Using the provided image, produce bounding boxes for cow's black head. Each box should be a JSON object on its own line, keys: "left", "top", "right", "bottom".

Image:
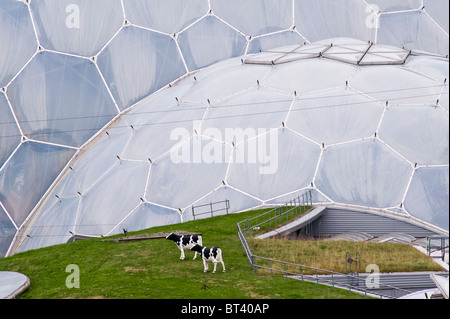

{"left": 166, "top": 232, "right": 177, "bottom": 241}
{"left": 190, "top": 244, "right": 203, "bottom": 253}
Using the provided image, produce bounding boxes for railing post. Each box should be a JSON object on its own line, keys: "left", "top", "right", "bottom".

{"left": 247, "top": 219, "right": 251, "bottom": 237}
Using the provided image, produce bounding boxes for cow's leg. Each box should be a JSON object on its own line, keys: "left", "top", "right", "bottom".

{"left": 203, "top": 259, "right": 208, "bottom": 272}
{"left": 213, "top": 261, "right": 217, "bottom": 273}
{"left": 193, "top": 250, "right": 197, "bottom": 260}
{"left": 179, "top": 244, "right": 185, "bottom": 260}
{"left": 221, "top": 260, "right": 226, "bottom": 272}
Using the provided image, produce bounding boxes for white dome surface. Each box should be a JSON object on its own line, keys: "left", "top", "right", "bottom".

{"left": 13, "top": 38, "right": 449, "bottom": 254}
{"left": 0, "top": 0, "right": 448, "bottom": 257}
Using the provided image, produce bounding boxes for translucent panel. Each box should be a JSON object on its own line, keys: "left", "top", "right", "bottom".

{"left": 379, "top": 106, "right": 449, "bottom": 165}
{"left": 181, "top": 58, "right": 269, "bottom": 104}
{"left": 294, "top": 0, "right": 374, "bottom": 43}
{"left": 0, "top": 141, "right": 75, "bottom": 226}
{"left": 0, "top": 93, "right": 20, "bottom": 168}
{"left": 378, "top": 11, "right": 449, "bottom": 56}
{"left": 211, "top": 0, "right": 292, "bottom": 36}
{"left": 98, "top": 26, "right": 186, "bottom": 110}
{"left": 76, "top": 161, "right": 149, "bottom": 236}
{"left": 123, "top": 0, "right": 208, "bottom": 34}
{"left": 202, "top": 87, "right": 291, "bottom": 144}
{"left": 288, "top": 87, "right": 384, "bottom": 145}
{"left": 423, "top": 0, "right": 449, "bottom": 33}
{"left": 57, "top": 126, "right": 132, "bottom": 197}
{"left": 368, "top": 0, "right": 421, "bottom": 12}
{"left": 0, "top": 1, "right": 36, "bottom": 87}
{"left": 404, "top": 166, "right": 449, "bottom": 231}
{"left": 406, "top": 55, "right": 449, "bottom": 82}
{"left": 247, "top": 31, "right": 307, "bottom": 54}
{"left": 185, "top": 186, "right": 262, "bottom": 221}
{"left": 0, "top": 204, "right": 15, "bottom": 258}
{"left": 18, "top": 196, "right": 80, "bottom": 253}
{"left": 315, "top": 139, "right": 411, "bottom": 208}
{"left": 178, "top": 15, "right": 247, "bottom": 71}
{"left": 117, "top": 203, "right": 181, "bottom": 232}
{"left": 122, "top": 102, "right": 206, "bottom": 161}
{"left": 227, "top": 129, "right": 320, "bottom": 200}
{"left": 350, "top": 65, "right": 443, "bottom": 106}
{"left": 146, "top": 136, "right": 230, "bottom": 209}
{"left": 30, "top": 0, "right": 123, "bottom": 57}
{"left": 264, "top": 57, "right": 355, "bottom": 94}
{"left": 8, "top": 52, "right": 117, "bottom": 147}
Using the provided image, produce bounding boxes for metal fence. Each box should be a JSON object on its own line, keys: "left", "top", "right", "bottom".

{"left": 191, "top": 199, "right": 230, "bottom": 220}
{"left": 242, "top": 190, "right": 313, "bottom": 237}
{"left": 236, "top": 192, "right": 415, "bottom": 299}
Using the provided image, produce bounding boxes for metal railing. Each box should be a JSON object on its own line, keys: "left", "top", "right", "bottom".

{"left": 191, "top": 199, "right": 230, "bottom": 220}
{"left": 236, "top": 192, "right": 415, "bottom": 299}
{"left": 242, "top": 190, "right": 313, "bottom": 237}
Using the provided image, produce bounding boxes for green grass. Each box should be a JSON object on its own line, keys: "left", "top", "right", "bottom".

{"left": 0, "top": 209, "right": 368, "bottom": 299}
{"left": 249, "top": 238, "right": 443, "bottom": 275}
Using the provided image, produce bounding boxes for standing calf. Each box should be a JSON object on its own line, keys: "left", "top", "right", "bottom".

{"left": 190, "top": 244, "right": 225, "bottom": 273}
{"left": 166, "top": 233, "right": 202, "bottom": 260}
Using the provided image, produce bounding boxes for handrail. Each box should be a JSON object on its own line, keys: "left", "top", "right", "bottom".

{"left": 236, "top": 192, "right": 416, "bottom": 299}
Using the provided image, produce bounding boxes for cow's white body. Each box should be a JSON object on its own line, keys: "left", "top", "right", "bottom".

{"left": 166, "top": 233, "right": 202, "bottom": 260}
{"left": 191, "top": 245, "right": 225, "bottom": 273}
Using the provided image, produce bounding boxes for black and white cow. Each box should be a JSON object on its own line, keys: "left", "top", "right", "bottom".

{"left": 166, "top": 233, "right": 203, "bottom": 260}
{"left": 190, "top": 244, "right": 225, "bottom": 273}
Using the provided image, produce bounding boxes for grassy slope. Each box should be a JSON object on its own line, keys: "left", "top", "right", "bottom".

{"left": 0, "top": 209, "right": 367, "bottom": 299}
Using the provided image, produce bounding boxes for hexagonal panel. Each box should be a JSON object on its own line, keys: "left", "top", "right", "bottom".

{"left": 423, "top": 0, "right": 449, "bottom": 33}
{"left": 123, "top": 0, "right": 208, "bottom": 34}
{"left": 288, "top": 87, "right": 384, "bottom": 145}
{"left": 227, "top": 128, "right": 320, "bottom": 200}
{"left": 8, "top": 52, "right": 117, "bottom": 147}
{"left": 57, "top": 125, "right": 132, "bottom": 197}
{"left": 146, "top": 136, "right": 231, "bottom": 209}
{"left": 404, "top": 166, "right": 449, "bottom": 230}
{"left": 211, "top": 0, "right": 292, "bottom": 36}
{"left": 378, "top": 10, "right": 449, "bottom": 56}
{"left": 0, "top": 141, "right": 75, "bottom": 227}
{"left": 178, "top": 15, "right": 247, "bottom": 71}
{"left": 30, "top": 0, "right": 123, "bottom": 57}
{"left": 122, "top": 101, "right": 207, "bottom": 162}
{"left": 76, "top": 160, "right": 149, "bottom": 236}
{"left": 294, "top": 0, "right": 374, "bottom": 43}
{"left": 0, "top": 93, "right": 21, "bottom": 169}
{"left": 18, "top": 196, "right": 80, "bottom": 253}
{"left": 351, "top": 64, "right": 443, "bottom": 106}
{"left": 202, "top": 87, "right": 292, "bottom": 144}
{"left": 315, "top": 139, "right": 412, "bottom": 208}
{"left": 98, "top": 26, "right": 186, "bottom": 110}
{"left": 0, "top": 0, "right": 36, "bottom": 87}
{"left": 379, "top": 106, "right": 449, "bottom": 165}
{"left": 118, "top": 203, "right": 181, "bottom": 232}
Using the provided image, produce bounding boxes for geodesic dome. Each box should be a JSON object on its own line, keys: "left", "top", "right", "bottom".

{"left": 0, "top": 0, "right": 448, "bottom": 257}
